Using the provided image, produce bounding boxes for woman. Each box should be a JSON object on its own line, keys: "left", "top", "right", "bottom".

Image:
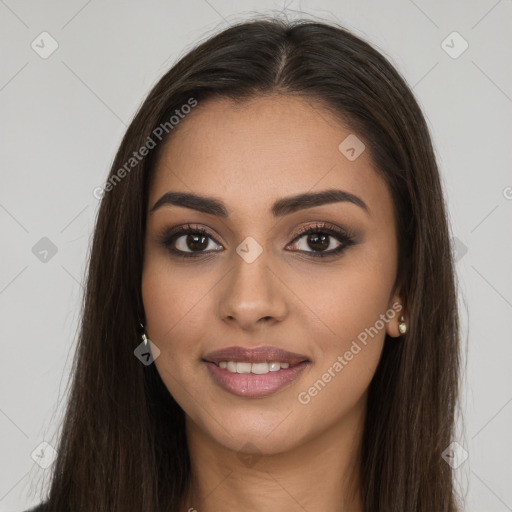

{"left": 27, "top": 15, "right": 462, "bottom": 512}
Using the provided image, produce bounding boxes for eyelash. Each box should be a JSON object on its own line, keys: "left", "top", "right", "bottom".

{"left": 157, "top": 222, "right": 356, "bottom": 260}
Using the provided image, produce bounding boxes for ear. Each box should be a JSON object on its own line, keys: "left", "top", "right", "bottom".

{"left": 386, "top": 290, "right": 406, "bottom": 338}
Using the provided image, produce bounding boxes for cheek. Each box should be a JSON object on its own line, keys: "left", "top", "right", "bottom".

{"left": 289, "top": 250, "right": 394, "bottom": 409}
{"left": 141, "top": 257, "right": 217, "bottom": 404}
{"left": 291, "top": 249, "right": 395, "bottom": 351}
{"left": 291, "top": 297, "right": 386, "bottom": 435}
{"left": 141, "top": 254, "right": 212, "bottom": 348}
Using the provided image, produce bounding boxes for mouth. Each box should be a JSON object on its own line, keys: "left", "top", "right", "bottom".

{"left": 202, "top": 345, "right": 311, "bottom": 397}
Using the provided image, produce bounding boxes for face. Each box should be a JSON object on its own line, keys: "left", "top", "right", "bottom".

{"left": 142, "top": 94, "right": 403, "bottom": 456}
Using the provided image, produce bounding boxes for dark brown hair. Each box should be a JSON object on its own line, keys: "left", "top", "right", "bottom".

{"left": 35, "top": 15, "right": 462, "bottom": 511}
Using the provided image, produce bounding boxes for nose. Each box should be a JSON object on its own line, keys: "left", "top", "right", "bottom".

{"left": 217, "top": 249, "right": 288, "bottom": 330}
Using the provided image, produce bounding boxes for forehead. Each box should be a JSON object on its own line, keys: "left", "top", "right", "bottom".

{"left": 149, "top": 94, "right": 392, "bottom": 222}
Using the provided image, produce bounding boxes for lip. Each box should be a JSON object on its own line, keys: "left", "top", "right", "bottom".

{"left": 202, "top": 345, "right": 311, "bottom": 398}
{"left": 204, "top": 361, "right": 310, "bottom": 397}
{"left": 203, "top": 345, "right": 310, "bottom": 366}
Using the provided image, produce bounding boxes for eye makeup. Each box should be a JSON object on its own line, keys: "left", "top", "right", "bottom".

{"left": 155, "top": 221, "right": 358, "bottom": 260}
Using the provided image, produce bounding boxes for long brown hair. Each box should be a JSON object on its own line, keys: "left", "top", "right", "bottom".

{"left": 36, "top": 15, "right": 462, "bottom": 511}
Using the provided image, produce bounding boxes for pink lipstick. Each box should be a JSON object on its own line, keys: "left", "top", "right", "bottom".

{"left": 203, "top": 345, "right": 310, "bottom": 398}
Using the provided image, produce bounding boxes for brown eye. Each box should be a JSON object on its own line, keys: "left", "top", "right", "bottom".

{"left": 178, "top": 233, "right": 210, "bottom": 252}
{"left": 298, "top": 232, "right": 337, "bottom": 252}
{"left": 287, "top": 222, "right": 356, "bottom": 258}
{"left": 158, "top": 224, "right": 223, "bottom": 258}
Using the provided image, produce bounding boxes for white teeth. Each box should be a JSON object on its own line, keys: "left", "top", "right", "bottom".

{"left": 236, "top": 362, "right": 252, "bottom": 374}
{"left": 218, "top": 361, "right": 292, "bottom": 374}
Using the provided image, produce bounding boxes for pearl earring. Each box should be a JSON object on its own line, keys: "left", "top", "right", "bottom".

{"left": 398, "top": 315, "right": 407, "bottom": 335}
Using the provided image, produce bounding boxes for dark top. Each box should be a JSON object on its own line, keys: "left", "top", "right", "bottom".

{"left": 24, "top": 503, "right": 46, "bottom": 512}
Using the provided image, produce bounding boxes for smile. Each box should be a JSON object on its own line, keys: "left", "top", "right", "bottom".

{"left": 204, "top": 360, "right": 310, "bottom": 397}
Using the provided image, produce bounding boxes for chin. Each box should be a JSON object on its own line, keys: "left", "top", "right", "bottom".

{"left": 188, "top": 412, "right": 303, "bottom": 455}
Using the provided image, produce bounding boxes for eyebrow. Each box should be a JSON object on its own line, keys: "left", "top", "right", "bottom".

{"left": 149, "top": 189, "right": 369, "bottom": 217}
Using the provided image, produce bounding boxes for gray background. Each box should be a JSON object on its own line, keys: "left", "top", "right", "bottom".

{"left": 1, "top": 1, "right": 511, "bottom": 511}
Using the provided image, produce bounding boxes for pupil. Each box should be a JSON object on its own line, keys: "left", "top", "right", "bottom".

{"left": 187, "top": 234, "right": 208, "bottom": 251}
{"left": 308, "top": 233, "right": 328, "bottom": 251}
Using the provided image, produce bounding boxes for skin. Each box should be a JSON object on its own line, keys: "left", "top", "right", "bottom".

{"left": 142, "top": 94, "right": 404, "bottom": 512}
